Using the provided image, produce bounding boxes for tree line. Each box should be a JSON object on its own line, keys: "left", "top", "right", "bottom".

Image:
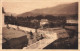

{"left": 4, "top": 15, "right": 67, "bottom": 29}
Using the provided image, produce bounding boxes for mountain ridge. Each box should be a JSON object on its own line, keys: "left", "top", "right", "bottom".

{"left": 18, "top": 2, "right": 78, "bottom": 17}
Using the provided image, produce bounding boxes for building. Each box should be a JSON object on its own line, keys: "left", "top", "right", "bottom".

{"left": 66, "top": 19, "right": 78, "bottom": 24}
{"left": 40, "top": 19, "right": 49, "bottom": 28}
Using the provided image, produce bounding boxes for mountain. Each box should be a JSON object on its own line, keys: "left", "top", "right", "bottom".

{"left": 18, "top": 2, "right": 78, "bottom": 17}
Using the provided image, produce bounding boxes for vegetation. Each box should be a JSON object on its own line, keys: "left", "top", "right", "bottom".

{"left": 4, "top": 15, "right": 67, "bottom": 29}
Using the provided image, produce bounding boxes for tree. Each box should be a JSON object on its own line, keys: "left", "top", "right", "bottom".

{"left": 36, "top": 15, "right": 44, "bottom": 20}
{"left": 45, "top": 15, "right": 54, "bottom": 21}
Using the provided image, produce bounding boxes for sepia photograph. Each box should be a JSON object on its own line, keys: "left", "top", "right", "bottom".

{"left": 2, "top": 1, "right": 78, "bottom": 49}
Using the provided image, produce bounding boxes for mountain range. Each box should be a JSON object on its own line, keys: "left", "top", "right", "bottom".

{"left": 17, "top": 2, "right": 78, "bottom": 17}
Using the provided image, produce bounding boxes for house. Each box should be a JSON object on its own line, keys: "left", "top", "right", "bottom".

{"left": 40, "top": 19, "right": 49, "bottom": 28}
{"left": 66, "top": 16, "right": 78, "bottom": 24}
{"left": 66, "top": 19, "right": 78, "bottom": 24}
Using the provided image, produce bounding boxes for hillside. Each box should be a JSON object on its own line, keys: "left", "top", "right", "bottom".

{"left": 18, "top": 2, "right": 78, "bottom": 17}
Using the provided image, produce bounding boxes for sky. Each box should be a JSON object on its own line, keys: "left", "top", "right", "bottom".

{"left": 2, "top": 0, "right": 78, "bottom": 14}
